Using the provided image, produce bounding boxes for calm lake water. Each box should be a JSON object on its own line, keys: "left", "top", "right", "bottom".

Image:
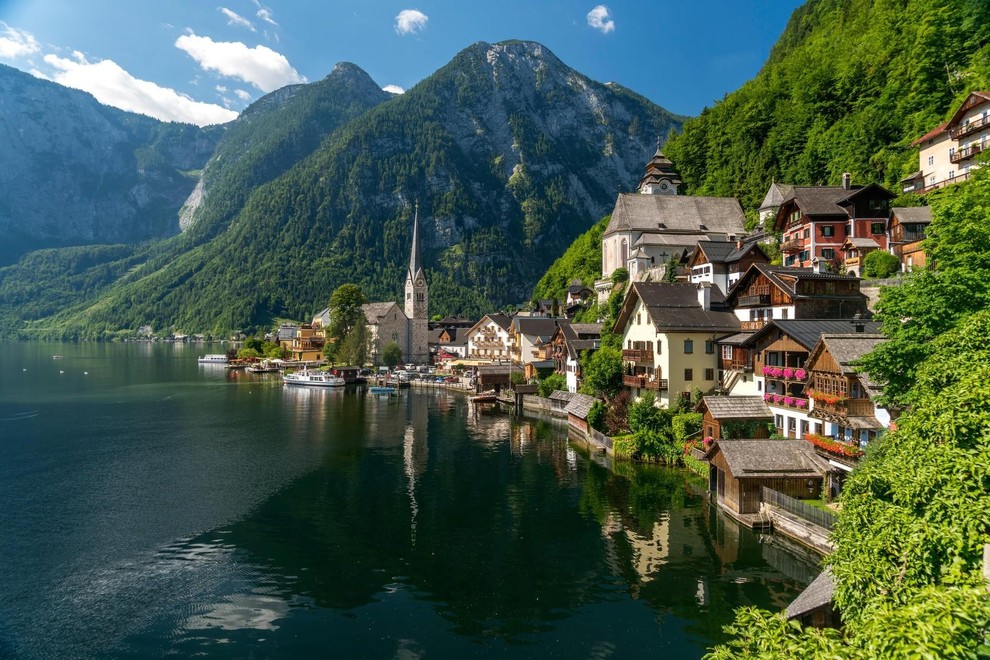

{"left": 0, "top": 342, "right": 817, "bottom": 658}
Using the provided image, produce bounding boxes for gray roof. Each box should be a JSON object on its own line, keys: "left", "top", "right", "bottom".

{"left": 786, "top": 569, "right": 836, "bottom": 619}
{"left": 819, "top": 334, "right": 887, "bottom": 374}
{"left": 549, "top": 390, "right": 575, "bottom": 403}
{"left": 526, "top": 359, "right": 555, "bottom": 369}
{"left": 701, "top": 396, "right": 773, "bottom": 421}
{"left": 628, "top": 282, "right": 740, "bottom": 332}
{"left": 565, "top": 393, "right": 599, "bottom": 419}
{"left": 569, "top": 323, "right": 602, "bottom": 337}
{"left": 604, "top": 193, "right": 746, "bottom": 238}
{"left": 694, "top": 240, "right": 768, "bottom": 266}
{"left": 707, "top": 440, "right": 829, "bottom": 478}
{"left": 480, "top": 313, "right": 512, "bottom": 331}
{"left": 843, "top": 237, "right": 882, "bottom": 250}
{"left": 743, "top": 320, "right": 882, "bottom": 351}
{"left": 891, "top": 206, "right": 932, "bottom": 224}
{"left": 759, "top": 182, "right": 794, "bottom": 211}
{"left": 718, "top": 331, "right": 756, "bottom": 346}
{"left": 726, "top": 264, "right": 867, "bottom": 307}
{"left": 362, "top": 301, "right": 402, "bottom": 323}
{"left": 512, "top": 316, "right": 562, "bottom": 337}
{"left": 783, "top": 186, "right": 858, "bottom": 217}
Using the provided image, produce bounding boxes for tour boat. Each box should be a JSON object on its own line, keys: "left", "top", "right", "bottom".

{"left": 198, "top": 354, "right": 229, "bottom": 364}
{"left": 282, "top": 369, "right": 345, "bottom": 387}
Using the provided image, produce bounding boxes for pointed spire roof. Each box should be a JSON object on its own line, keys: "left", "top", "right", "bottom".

{"left": 637, "top": 146, "right": 682, "bottom": 191}
{"left": 408, "top": 203, "right": 424, "bottom": 280}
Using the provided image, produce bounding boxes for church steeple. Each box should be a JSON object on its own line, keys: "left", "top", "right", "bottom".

{"left": 637, "top": 141, "right": 682, "bottom": 195}
{"left": 404, "top": 203, "right": 428, "bottom": 326}
{"left": 408, "top": 202, "right": 423, "bottom": 281}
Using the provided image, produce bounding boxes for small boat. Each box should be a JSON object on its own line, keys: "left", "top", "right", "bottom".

{"left": 283, "top": 369, "right": 345, "bottom": 387}
{"left": 247, "top": 360, "right": 281, "bottom": 373}
{"left": 471, "top": 391, "right": 498, "bottom": 403}
{"left": 52, "top": 355, "right": 65, "bottom": 360}
{"left": 369, "top": 386, "right": 397, "bottom": 395}
{"left": 198, "top": 354, "right": 229, "bottom": 364}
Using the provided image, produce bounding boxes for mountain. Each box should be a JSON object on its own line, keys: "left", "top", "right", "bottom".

{"left": 1, "top": 40, "right": 683, "bottom": 338}
{"left": 663, "top": 0, "right": 990, "bottom": 213}
{"left": 0, "top": 64, "right": 221, "bottom": 265}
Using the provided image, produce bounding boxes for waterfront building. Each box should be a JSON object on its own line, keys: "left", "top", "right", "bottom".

{"left": 697, "top": 396, "right": 773, "bottom": 441}
{"left": 466, "top": 313, "right": 513, "bottom": 361}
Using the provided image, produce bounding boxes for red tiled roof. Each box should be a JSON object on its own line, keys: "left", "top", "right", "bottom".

{"left": 910, "top": 122, "right": 948, "bottom": 147}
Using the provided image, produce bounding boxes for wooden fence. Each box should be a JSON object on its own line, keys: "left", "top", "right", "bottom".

{"left": 762, "top": 487, "right": 836, "bottom": 531}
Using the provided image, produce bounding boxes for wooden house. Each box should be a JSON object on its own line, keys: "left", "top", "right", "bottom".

{"left": 786, "top": 569, "right": 839, "bottom": 629}
{"left": 687, "top": 239, "right": 770, "bottom": 296}
{"left": 564, "top": 393, "right": 598, "bottom": 434}
{"left": 697, "top": 396, "right": 773, "bottom": 440}
{"left": 888, "top": 206, "right": 932, "bottom": 272}
{"left": 704, "top": 440, "right": 828, "bottom": 518}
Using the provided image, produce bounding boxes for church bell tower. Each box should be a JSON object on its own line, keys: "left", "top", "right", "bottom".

{"left": 405, "top": 204, "right": 429, "bottom": 362}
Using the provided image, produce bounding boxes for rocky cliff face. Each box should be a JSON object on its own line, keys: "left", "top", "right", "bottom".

{"left": 0, "top": 65, "right": 220, "bottom": 264}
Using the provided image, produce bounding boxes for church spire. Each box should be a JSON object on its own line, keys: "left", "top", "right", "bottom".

{"left": 408, "top": 202, "right": 422, "bottom": 280}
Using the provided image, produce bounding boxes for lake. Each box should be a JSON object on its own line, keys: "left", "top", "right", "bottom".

{"left": 0, "top": 342, "right": 817, "bottom": 658}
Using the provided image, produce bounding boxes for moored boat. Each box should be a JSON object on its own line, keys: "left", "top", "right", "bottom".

{"left": 283, "top": 369, "right": 345, "bottom": 387}
{"left": 198, "top": 354, "right": 229, "bottom": 364}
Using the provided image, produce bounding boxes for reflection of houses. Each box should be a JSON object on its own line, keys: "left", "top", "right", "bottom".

{"left": 687, "top": 240, "right": 770, "bottom": 296}
{"left": 725, "top": 264, "right": 870, "bottom": 332}
{"left": 697, "top": 396, "right": 773, "bottom": 441}
{"left": 903, "top": 91, "right": 990, "bottom": 194}
{"left": 466, "top": 313, "right": 513, "bottom": 361}
{"left": 806, "top": 331, "right": 890, "bottom": 450}
{"left": 887, "top": 206, "right": 932, "bottom": 272}
{"left": 598, "top": 149, "right": 747, "bottom": 293}
{"left": 615, "top": 282, "right": 739, "bottom": 408}
{"left": 705, "top": 440, "right": 828, "bottom": 519}
{"left": 773, "top": 178, "right": 894, "bottom": 270}
{"left": 547, "top": 322, "right": 602, "bottom": 393}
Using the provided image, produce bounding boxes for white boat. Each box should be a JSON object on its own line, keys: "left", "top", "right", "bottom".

{"left": 198, "top": 354, "right": 229, "bottom": 364}
{"left": 283, "top": 369, "right": 345, "bottom": 387}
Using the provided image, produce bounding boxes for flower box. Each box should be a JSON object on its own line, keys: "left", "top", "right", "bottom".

{"left": 795, "top": 398, "right": 808, "bottom": 408}
{"left": 783, "top": 368, "right": 794, "bottom": 379}
{"left": 764, "top": 393, "right": 773, "bottom": 402}
{"left": 795, "top": 369, "right": 807, "bottom": 381}
{"left": 783, "top": 396, "right": 795, "bottom": 406}
{"left": 805, "top": 433, "right": 863, "bottom": 458}
{"left": 772, "top": 394, "right": 784, "bottom": 404}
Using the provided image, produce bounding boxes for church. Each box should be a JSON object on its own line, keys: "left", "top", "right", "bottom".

{"left": 360, "top": 207, "right": 430, "bottom": 364}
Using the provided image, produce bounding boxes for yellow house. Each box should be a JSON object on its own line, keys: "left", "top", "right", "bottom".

{"left": 288, "top": 324, "right": 325, "bottom": 362}
{"left": 614, "top": 282, "right": 740, "bottom": 408}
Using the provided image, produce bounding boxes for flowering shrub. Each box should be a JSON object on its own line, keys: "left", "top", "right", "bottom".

{"left": 805, "top": 432, "right": 863, "bottom": 457}
{"left": 794, "top": 369, "right": 807, "bottom": 381}
{"left": 783, "top": 367, "right": 795, "bottom": 379}
{"left": 764, "top": 393, "right": 773, "bottom": 402}
{"left": 783, "top": 396, "right": 795, "bottom": 406}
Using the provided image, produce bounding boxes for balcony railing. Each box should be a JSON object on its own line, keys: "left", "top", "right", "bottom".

{"left": 730, "top": 360, "right": 753, "bottom": 372}
{"left": 949, "top": 115, "right": 990, "bottom": 139}
{"left": 738, "top": 294, "right": 771, "bottom": 307}
{"left": 622, "top": 349, "right": 654, "bottom": 363}
{"left": 764, "top": 394, "right": 809, "bottom": 411}
{"left": 812, "top": 397, "right": 876, "bottom": 417}
{"left": 740, "top": 320, "right": 767, "bottom": 331}
{"left": 950, "top": 142, "right": 984, "bottom": 164}
{"left": 781, "top": 239, "right": 804, "bottom": 253}
{"left": 913, "top": 171, "right": 971, "bottom": 194}
{"left": 761, "top": 366, "right": 808, "bottom": 382}
{"left": 623, "top": 375, "right": 668, "bottom": 390}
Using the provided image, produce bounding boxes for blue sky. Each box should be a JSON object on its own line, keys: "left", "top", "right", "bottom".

{"left": 0, "top": 1, "right": 804, "bottom": 126}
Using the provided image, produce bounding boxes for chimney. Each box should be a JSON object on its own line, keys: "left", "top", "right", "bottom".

{"left": 736, "top": 238, "right": 744, "bottom": 250}
{"left": 697, "top": 282, "right": 712, "bottom": 311}
{"left": 812, "top": 257, "right": 826, "bottom": 274}
{"left": 842, "top": 172, "right": 852, "bottom": 190}
{"left": 852, "top": 311, "right": 865, "bottom": 333}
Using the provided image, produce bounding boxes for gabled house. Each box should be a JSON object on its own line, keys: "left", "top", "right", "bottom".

{"left": 904, "top": 91, "right": 990, "bottom": 194}
{"left": 773, "top": 178, "right": 895, "bottom": 270}
{"left": 599, "top": 150, "right": 747, "bottom": 289}
{"left": 511, "top": 316, "right": 564, "bottom": 365}
{"left": 724, "top": 264, "right": 870, "bottom": 332}
{"left": 614, "top": 282, "right": 739, "bottom": 408}
{"left": 566, "top": 280, "right": 595, "bottom": 306}
{"left": 466, "top": 313, "right": 513, "bottom": 362}
{"left": 697, "top": 396, "right": 773, "bottom": 441}
{"left": 362, "top": 302, "right": 409, "bottom": 365}
{"left": 687, "top": 239, "right": 770, "bottom": 295}
{"left": 547, "top": 322, "right": 602, "bottom": 393}
{"left": 805, "top": 331, "right": 890, "bottom": 451}
{"left": 430, "top": 326, "right": 468, "bottom": 362}
{"left": 288, "top": 324, "right": 325, "bottom": 362}
{"left": 888, "top": 206, "right": 932, "bottom": 272}
{"left": 839, "top": 237, "right": 883, "bottom": 277}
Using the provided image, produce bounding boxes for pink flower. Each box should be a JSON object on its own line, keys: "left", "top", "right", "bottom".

{"left": 764, "top": 393, "right": 773, "bottom": 402}
{"left": 762, "top": 366, "right": 773, "bottom": 376}
{"left": 773, "top": 394, "right": 784, "bottom": 404}
{"left": 783, "top": 368, "right": 795, "bottom": 379}
{"left": 784, "top": 396, "right": 795, "bottom": 406}
{"left": 795, "top": 369, "right": 807, "bottom": 380}
{"left": 796, "top": 398, "right": 808, "bottom": 408}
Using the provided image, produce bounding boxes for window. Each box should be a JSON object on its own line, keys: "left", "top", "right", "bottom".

{"left": 949, "top": 170, "right": 955, "bottom": 179}
{"left": 822, "top": 248, "right": 835, "bottom": 260}
{"left": 803, "top": 228, "right": 810, "bottom": 239}
{"left": 844, "top": 224, "right": 850, "bottom": 236}
{"left": 684, "top": 368, "right": 693, "bottom": 381}
{"left": 757, "top": 380, "right": 762, "bottom": 392}
{"left": 871, "top": 222, "right": 885, "bottom": 235}
{"left": 928, "top": 155, "right": 934, "bottom": 166}
{"left": 781, "top": 308, "right": 789, "bottom": 319}
{"left": 949, "top": 147, "right": 955, "bottom": 158}
{"left": 800, "top": 420, "right": 809, "bottom": 438}
{"left": 636, "top": 313, "right": 641, "bottom": 325}
{"left": 684, "top": 339, "right": 694, "bottom": 354}
{"left": 775, "top": 414, "right": 783, "bottom": 430}
{"left": 705, "top": 368, "right": 715, "bottom": 381}
{"left": 821, "top": 225, "right": 834, "bottom": 237}
{"left": 705, "top": 340, "right": 715, "bottom": 354}
{"left": 788, "top": 417, "right": 797, "bottom": 431}
{"left": 722, "top": 345, "right": 733, "bottom": 360}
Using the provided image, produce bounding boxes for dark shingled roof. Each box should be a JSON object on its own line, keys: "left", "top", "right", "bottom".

{"left": 604, "top": 194, "right": 746, "bottom": 237}
{"left": 485, "top": 313, "right": 512, "bottom": 331}
{"left": 706, "top": 440, "right": 829, "bottom": 478}
{"left": 819, "top": 334, "right": 887, "bottom": 374}
{"left": 513, "top": 316, "right": 563, "bottom": 337}
{"left": 629, "top": 282, "right": 740, "bottom": 332}
{"left": 701, "top": 396, "right": 773, "bottom": 420}
{"left": 891, "top": 206, "right": 932, "bottom": 225}
{"left": 759, "top": 182, "right": 794, "bottom": 211}
{"left": 549, "top": 390, "right": 575, "bottom": 403}
{"left": 565, "top": 393, "right": 598, "bottom": 419}
{"left": 786, "top": 568, "right": 836, "bottom": 619}
{"left": 743, "top": 320, "right": 883, "bottom": 351}
{"left": 782, "top": 186, "right": 856, "bottom": 218}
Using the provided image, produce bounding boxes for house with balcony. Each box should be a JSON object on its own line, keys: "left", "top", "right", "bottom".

{"left": 287, "top": 324, "right": 326, "bottom": 362}
{"left": 888, "top": 206, "right": 932, "bottom": 272}
{"left": 597, "top": 149, "right": 747, "bottom": 298}
{"left": 614, "top": 282, "right": 739, "bottom": 408}
{"left": 546, "top": 322, "right": 601, "bottom": 393}
{"left": 805, "top": 331, "right": 890, "bottom": 454}
{"left": 466, "top": 313, "right": 513, "bottom": 362}
{"left": 724, "top": 263, "right": 870, "bottom": 332}
{"left": 430, "top": 326, "right": 468, "bottom": 362}
{"left": 697, "top": 396, "right": 773, "bottom": 441}
{"left": 773, "top": 177, "right": 895, "bottom": 270}
{"left": 510, "top": 316, "right": 563, "bottom": 365}
{"left": 903, "top": 91, "right": 990, "bottom": 194}
{"left": 839, "top": 237, "right": 883, "bottom": 277}
{"left": 687, "top": 239, "right": 770, "bottom": 296}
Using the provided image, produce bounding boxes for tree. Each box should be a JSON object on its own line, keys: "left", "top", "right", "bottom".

{"left": 579, "top": 346, "right": 622, "bottom": 398}
{"left": 326, "top": 284, "right": 367, "bottom": 362}
{"left": 336, "top": 314, "right": 368, "bottom": 366}
{"left": 538, "top": 372, "right": 566, "bottom": 397}
{"left": 610, "top": 267, "right": 628, "bottom": 284}
{"left": 381, "top": 341, "right": 403, "bottom": 369}
{"left": 862, "top": 250, "right": 901, "bottom": 278}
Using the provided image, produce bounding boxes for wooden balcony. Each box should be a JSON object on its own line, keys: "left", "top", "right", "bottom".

{"left": 950, "top": 115, "right": 990, "bottom": 139}
{"left": 740, "top": 320, "right": 767, "bottom": 331}
{"left": 950, "top": 142, "right": 983, "bottom": 164}
{"left": 622, "top": 348, "right": 654, "bottom": 363}
{"left": 814, "top": 398, "right": 876, "bottom": 417}
{"left": 781, "top": 239, "right": 804, "bottom": 253}
{"left": 623, "top": 375, "right": 668, "bottom": 390}
{"left": 737, "top": 294, "right": 770, "bottom": 307}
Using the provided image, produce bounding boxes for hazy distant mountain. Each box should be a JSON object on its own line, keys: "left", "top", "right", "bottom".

{"left": 0, "top": 64, "right": 220, "bottom": 265}
{"left": 1, "top": 40, "right": 683, "bottom": 337}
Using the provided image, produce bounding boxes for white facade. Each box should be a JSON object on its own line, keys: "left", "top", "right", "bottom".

{"left": 467, "top": 317, "right": 512, "bottom": 361}
{"left": 911, "top": 92, "right": 990, "bottom": 192}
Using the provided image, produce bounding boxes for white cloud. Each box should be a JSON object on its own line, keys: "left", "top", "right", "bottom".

{"left": 382, "top": 84, "right": 405, "bottom": 94}
{"left": 0, "top": 22, "right": 40, "bottom": 59}
{"left": 174, "top": 32, "right": 305, "bottom": 92}
{"left": 42, "top": 52, "right": 237, "bottom": 126}
{"left": 586, "top": 5, "right": 615, "bottom": 33}
{"left": 234, "top": 89, "right": 251, "bottom": 101}
{"left": 395, "top": 9, "right": 428, "bottom": 35}
{"left": 219, "top": 8, "right": 255, "bottom": 31}
{"left": 256, "top": 8, "right": 278, "bottom": 26}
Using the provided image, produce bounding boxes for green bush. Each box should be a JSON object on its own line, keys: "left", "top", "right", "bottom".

{"left": 587, "top": 400, "right": 606, "bottom": 433}
{"left": 671, "top": 412, "right": 702, "bottom": 442}
{"left": 862, "top": 250, "right": 901, "bottom": 278}
{"left": 538, "top": 372, "right": 566, "bottom": 397}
